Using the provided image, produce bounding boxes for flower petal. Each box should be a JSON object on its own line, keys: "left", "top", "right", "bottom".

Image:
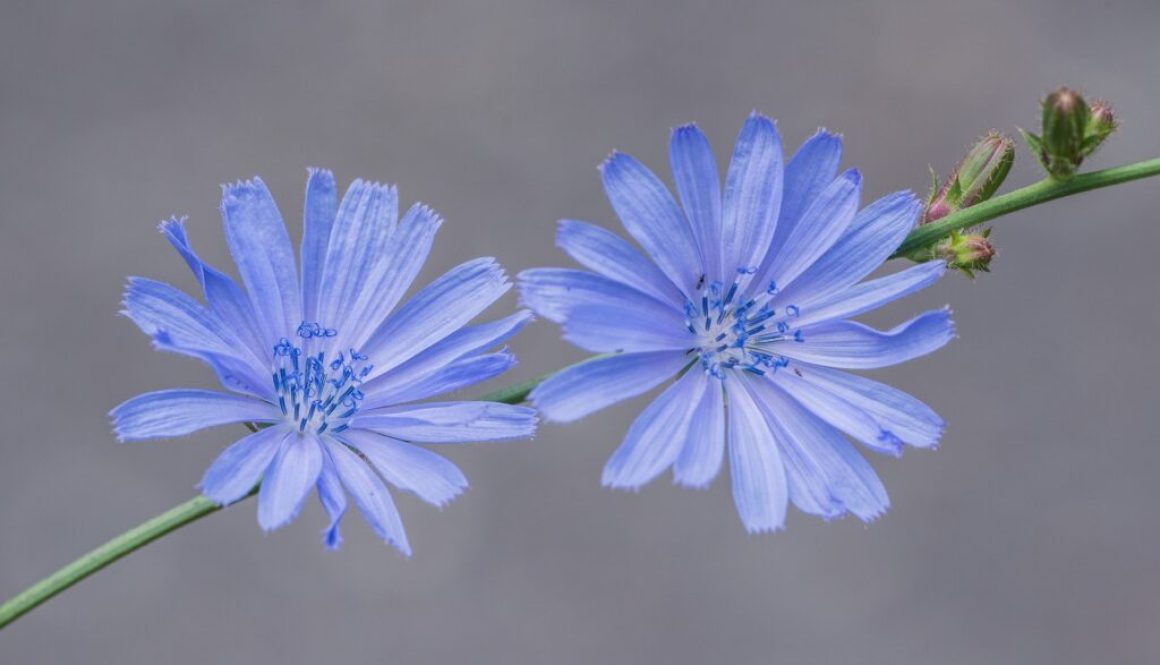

{"left": 327, "top": 439, "right": 411, "bottom": 555}
{"left": 777, "top": 191, "right": 921, "bottom": 304}
{"left": 784, "top": 364, "right": 944, "bottom": 449}
{"left": 258, "top": 433, "right": 324, "bottom": 531}
{"left": 669, "top": 124, "right": 723, "bottom": 282}
{"left": 562, "top": 304, "right": 692, "bottom": 354}
{"left": 360, "top": 311, "right": 531, "bottom": 405}
{"left": 530, "top": 350, "right": 688, "bottom": 423}
{"left": 200, "top": 424, "right": 290, "bottom": 506}
{"left": 672, "top": 377, "right": 725, "bottom": 489}
{"left": 602, "top": 368, "right": 707, "bottom": 490}
{"left": 341, "top": 430, "right": 467, "bottom": 508}
{"left": 793, "top": 261, "right": 945, "bottom": 329}
{"left": 600, "top": 151, "right": 701, "bottom": 297}
{"left": 220, "top": 178, "right": 302, "bottom": 342}
{"left": 748, "top": 378, "right": 890, "bottom": 522}
{"left": 770, "top": 369, "right": 904, "bottom": 458}
{"left": 315, "top": 181, "right": 398, "bottom": 340}
{"left": 111, "top": 389, "right": 279, "bottom": 442}
{"left": 749, "top": 131, "right": 843, "bottom": 300}
{"left": 721, "top": 113, "right": 783, "bottom": 283}
{"left": 300, "top": 168, "right": 339, "bottom": 323}
{"left": 764, "top": 168, "right": 860, "bottom": 292}
{"left": 518, "top": 268, "right": 678, "bottom": 325}
{"left": 724, "top": 376, "right": 788, "bottom": 533}
{"left": 780, "top": 130, "right": 844, "bottom": 233}
{"left": 362, "top": 257, "right": 510, "bottom": 378}
{"left": 354, "top": 401, "right": 537, "bottom": 443}
{"left": 782, "top": 308, "right": 955, "bottom": 369}
{"left": 363, "top": 350, "right": 517, "bottom": 409}
{"left": 160, "top": 217, "right": 265, "bottom": 357}
{"left": 121, "top": 277, "right": 269, "bottom": 394}
{"left": 316, "top": 449, "right": 348, "bottom": 550}
{"left": 335, "top": 202, "right": 442, "bottom": 352}
{"left": 555, "top": 219, "right": 684, "bottom": 308}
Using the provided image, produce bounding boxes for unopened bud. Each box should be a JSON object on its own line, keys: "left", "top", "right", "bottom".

{"left": 922, "top": 132, "right": 1014, "bottom": 224}
{"left": 940, "top": 230, "right": 995, "bottom": 277}
{"left": 1021, "top": 87, "right": 1119, "bottom": 180}
{"left": 1086, "top": 99, "right": 1117, "bottom": 146}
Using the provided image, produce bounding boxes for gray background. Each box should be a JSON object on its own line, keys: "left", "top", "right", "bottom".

{"left": 1, "top": 0, "right": 1158, "bottom": 663}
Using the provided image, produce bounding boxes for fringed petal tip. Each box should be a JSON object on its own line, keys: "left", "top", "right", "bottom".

{"left": 157, "top": 215, "right": 188, "bottom": 235}
{"left": 596, "top": 150, "right": 625, "bottom": 173}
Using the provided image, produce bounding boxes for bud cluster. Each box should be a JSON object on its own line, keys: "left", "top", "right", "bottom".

{"left": 1021, "top": 87, "right": 1118, "bottom": 180}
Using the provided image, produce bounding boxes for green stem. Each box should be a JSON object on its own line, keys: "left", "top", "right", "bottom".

{"left": 893, "top": 157, "right": 1160, "bottom": 258}
{"left": 7, "top": 157, "right": 1158, "bottom": 631}
{"left": 0, "top": 494, "right": 227, "bottom": 629}
{"left": 0, "top": 372, "right": 555, "bottom": 631}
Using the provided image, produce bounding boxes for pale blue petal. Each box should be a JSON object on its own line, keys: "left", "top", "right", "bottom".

{"left": 360, "top": 311, "right": 531, "bottom": 405}
{"left": 354, "top": 401, "right": 537, "bottom": 443}
{"left": 518, "top": 268, "right": 679, "bottom": 325}
{"left": 669, "top": 124, "right": 722, "bottom": 282}
{"left": 780, "top": 130, "right": 844, "bottom": 233}
{"left": 300, "top": 168, "right": 339, "bottom": 323}
{"left": 793, "top": 261, "right": 945, "bottom": 328}
{"left": 770, "top": 370, "right": 905, "bottom": 458}
{"left": 361, "top": 257, "right": 510, "bottom": 378}
{"left": 121, "top": 278, "right": 269, "bottom": 394}
{"left": 556, "top": 219, "right": 685, "bottom": 308}
{"left": 316, "top": 180, "right": 398, "bottom": 343}
{"left": 748, "top": 378, "right": 890, "bottom": 522}
{"left": 363, "top": 350, "right": 517, "bottom": 409}
{"left": 562, "top": 304, "right": 692, "bottom": 354}
{"left": 787, "top": 364, "right": 944, "bottom": 449}
{"left": 749, "top": 131, "right": 843, "bottom": 298}
{"left": 159, "top": 217, "right": 265, "bottom": 357}
{"left": 762, "top": 168, "right": 860, "bottom": 293}
{"left": 258, "top": 433, "right": 324, "bottom": 531}
{"left": 220, "top": 178, "right": 301, "bottom": 342}
{"left": 782, "top": 308, "right": 955, "bottom": 369}
{"left": 600, "top": 151, "right": 701, "bottom": 297}
{"left": 777, "top": 191, "right": 921, "bottom": 304}
{"left": 341, "top": 430, "right": 466, "bottom": 508}
{"left": 530, "top": 350, "right": 688, "bottom": 423}
{"left": 327, "top": 439, "right": 411, "bottom": 556}
{"left": 720, "top": 113, "right": 783, "bottom": 283}
{"left": 340, "top": 203, "right": 442, "bottom": 351}
{"left": 316, "top": 449, "right": 348, "bottom": 550}
{"left": 602, "top": 368, "right": 707, "bottom": 490}
{"left": 724, "top": 376, "right": 787, "bottom": 533}
{"left": 672, "top": 377, "right": 725, "bottom": 489}
{"left": 121, "top": 277, "right": 249, "bottom": 360}
{"left": 111, "top": 389, "right": 279, "bottom": 442}
{"left": 200, "top": 425, "right": 290, "bottom": 506}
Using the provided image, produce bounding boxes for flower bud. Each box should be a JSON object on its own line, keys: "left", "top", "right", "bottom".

{"left": 1021, "top": 87, "right": 1119, "bottom": 180}
{"left": 922, "top": 132, "right": 1014, "bottom": 224}
{"left": 1085, "top": 99, "right": 1117, "bottom": 147}
{"left": 940, "top": 230, "right": 994, "bottom": 278}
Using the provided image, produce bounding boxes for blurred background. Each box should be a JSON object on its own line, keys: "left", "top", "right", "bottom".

{"left": 2, "top": 0, "right": 1158, "bottom": 662}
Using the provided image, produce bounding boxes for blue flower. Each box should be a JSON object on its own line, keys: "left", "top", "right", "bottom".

{"left": 111, "top": 171, "right": 537, "bottom": 554}
{"left": 519, "top": 114, "right": 953, "bottom": 533}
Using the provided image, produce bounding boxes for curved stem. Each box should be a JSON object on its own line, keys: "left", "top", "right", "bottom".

{"left": 0, "top": 374, "right": 551, "bottom": 631}
{"left": 893, "top": 157, "right": 1160, "bottom": 258}
{"left": 0, "top": 494, "right": 227, "bottom": 629}
{"left": 8, "top": 158, "right": 1158, "bottom": 631}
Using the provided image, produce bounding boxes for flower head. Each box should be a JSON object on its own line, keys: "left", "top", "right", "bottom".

{"left": 112, "top": 171, "right": 537, "bottom": 554}
{"left": 519, "top": 114, "right": 953, "bottom": 533}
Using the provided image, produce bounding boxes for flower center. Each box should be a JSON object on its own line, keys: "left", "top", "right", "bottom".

{"left": 683, "top": 272, "right": 803, "bottom": 380}
{"left": 270, "top": 321, "right": 374, "bottom": 435}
